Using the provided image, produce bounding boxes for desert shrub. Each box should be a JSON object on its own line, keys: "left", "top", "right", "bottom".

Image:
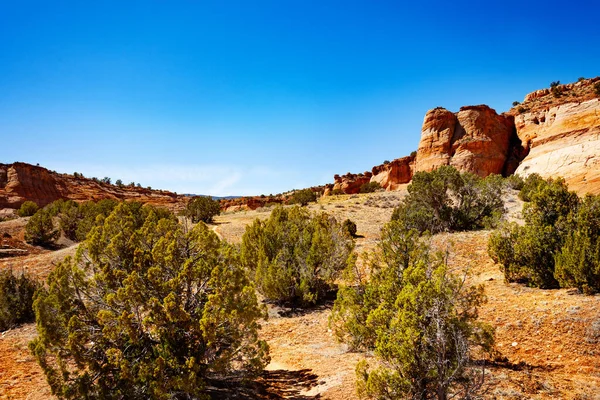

{"left": 518, "top": 173, "right": 546, "bottom": 201}
{"left": 489, "top": 177, "right": 579, "bottom": 288}
{"left": 115, "top": 179, "right": 123, "bottom": 187}
{"left": 289, "top": 188, "right": 317, "bottom": 206}
{"left": 410, "top": 150, "right": 417, "bottom": 158}
{"left": 359, "top": 181, "right": 381, "bottom": 193}
{"left": 343, "top": 219, "right": 357, "bottom": 238}
{"left": 24, "top": 209, "right": 59, "bottom": 246}
{"left": 185, "top": 196, "right": 221, "bottom": 223}
{"left": 505, "top": 174, "right": 524, "bottom": 190}
{"left": 331, "top": 189, "right": 345, "bottom": 196}
{"left": 555, "top": 195, "right": 600, "bottom": 294}
{"left": 331, "top": 222, "right": 494, "bottom": 399}
{"left": 0, "top": 270, "right": 39, "bottom": 331}
{"left": 101, "top": 176, "right": 111, "bottom": 184}
{"left": 594, "top": 82, "right": 600, "bottom": 97}
{"left": 30, "top": 202, "right": 269, "bottom": 399}
{"left": 241, "top": 206, "right": 354, "bottom": 307}
{"left": 517, "top": 106, "right": 526, "bottom": 114}
{"left": 512, "top": 101, "right": 520, "bottom": 107}
{"left": 391, "top": 166, "right": 505, "bottom": 234}
{"left": 17, "top": 201, "right": 39, "bottom": 217}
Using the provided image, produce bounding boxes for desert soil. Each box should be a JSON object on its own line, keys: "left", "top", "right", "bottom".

{"left": 1, "top": 190, "right": 599, "bottom": 399}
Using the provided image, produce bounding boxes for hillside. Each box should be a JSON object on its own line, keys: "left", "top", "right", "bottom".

{"left": 1, "top": 191, "right": 599, "bottom": 399}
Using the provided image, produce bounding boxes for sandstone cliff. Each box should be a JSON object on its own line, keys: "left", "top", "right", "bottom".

{"left": 332, "top": 172, "right": 372, "bottom": 194}
{"left": 510, "top": 78, "right": 600, "bottom": 194}
{"left": 415, "top": 105, "right": 519, "bottom": 176}
{"left": 0, "top": 162, "right": 185, "bottom": 211}
{"left": 329, "top": 77, "right": 600, "bottom": 195}
{"left": 370, "top": 155, "right": 414, "bottom": 190}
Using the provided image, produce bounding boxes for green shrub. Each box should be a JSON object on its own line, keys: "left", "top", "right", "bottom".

{"left": 518, "top": 173, "right": 546, "bottom": 201}
{"left": 289, "top": 188, "right": 317, "bottom": 206}
{"left": 555, "top": 195, "right": 600, "bottom": 294}
{"left": 17, "top": 201, "right": 39, "bottom": 217}
{"left": 24, "top": 209, "right": 59, "bottom": 246}
{"left": 0, "top": 270, "right": 39, "bottom": 331}
{"left": 489, "top": 176, "right": 579, "bottom": 289}
{"left": 391, "top": 166, "right": 505, "bottom": 234}
{"left": 241, "top": 206, "right": 354, "bottom": 307}
{"left": 505, "top": 174, "right": 524, "bottom": 190}
{"left": 359, "top": 181, "right": 381, "bottom": 193}
{"left": 330, "top": 222, "right": 494, "bottom": 398}
{"left": 30, "top": 203, "right": 269, "bottom": 399}
{"left": 185, "top": 196, "right": 221, "bottom": 223}
{"left": 342, "top": 219, "right": 357, "bottom": 237}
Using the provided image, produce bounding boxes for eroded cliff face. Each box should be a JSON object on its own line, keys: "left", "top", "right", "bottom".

{"left": 513, "top": 99, "right": 600, "bottom": 193}
{"left": 370, "top": 155, "right": 414, "bottom": 191}
{"left": 0, "top": 162, "right": 185, "bottom": 211}
{"left": 415, "top": 105, "right": 519, "bottom": 177}
{"left": 332, "top": 172, "right": 372, "bottom": 194}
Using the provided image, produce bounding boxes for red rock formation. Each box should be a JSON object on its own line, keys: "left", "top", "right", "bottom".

{"left": 415, "top": 105, "right": 517, "bottom": 177}
{"left": 370, "top": 155, "right": 415, "bottom": 190}
{"left": 0, "top": 162, "right": 185, "bottom": 211}
{"left": 332, "top": 172, "right": 372, "bottom": 194}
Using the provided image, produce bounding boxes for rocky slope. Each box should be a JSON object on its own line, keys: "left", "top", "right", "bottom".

{"left": 0, "top": 162, "right": 186, "bottom": 211}
{"left": 330, "top": 77, "right": 600, "bottom": 195}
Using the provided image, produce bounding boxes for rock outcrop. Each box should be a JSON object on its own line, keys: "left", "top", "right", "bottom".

{"left": 0, "top": 162, "right": 185, "bottom": 211}
{"left": 370, "top": 155, "right": 415, "bottom": 190}
{"left": 332, "top": 172, "right": 372, "bottom": 194}
{"left": 415, "top": 105, "right": 519, "bottom": 177}
{"left": 511, "top": 78, "right": 600, "bottom": 194}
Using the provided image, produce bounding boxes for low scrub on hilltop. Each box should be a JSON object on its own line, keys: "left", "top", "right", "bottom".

{"left": 391, "top": 166, "right": 505, "bottom": 234}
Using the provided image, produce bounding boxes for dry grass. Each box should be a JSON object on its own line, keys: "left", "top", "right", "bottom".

{"left": 1, "top": 189, "right": 599, "bottom": 399}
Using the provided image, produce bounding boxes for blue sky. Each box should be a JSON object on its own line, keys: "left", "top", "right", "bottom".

{"left": 1, "top": 1, "right": 598, "bottom": 196}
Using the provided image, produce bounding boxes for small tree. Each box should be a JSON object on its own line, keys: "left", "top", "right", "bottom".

{"left": 331, "top": 221, "right": 494, "bottom": 399}
{"left": 359, "top": 181, "right": 381, "bottom": 193}
{"left": 185, "top": 196, "right": 221, "bottom": 223}
{"left": 0, "top": 270, "right": 39, "bottom": 331}
{"left": 391, "top": 166, "right": 505, "bottom": 234}
{"left": 343, "top": 219, "right": 357, "bottom": 238}
{"left": 17, "top": 201, "right": 39, "bottom": 217}
{"left": 24, "top": 209, "right": 59, "bottom": 246}
{"left": 101, "top": 177, "right": 111, "bottom": 184}
{"left": 555, "top": 195, "right": 600, "bottom": 294}
{"left": 489, "top": 177, "right": 579, "bottom": 288}
{"left": 115, "top": 179, "right": 123, "bottom": 187}
{"left": 290, "top": 189, "right": 317, "bottom": 206}
{"left": 30, "top": 203, "right": 269, "bottom": 399}
{"left": 241, "top": 206, "right": 354, "bottom": 307}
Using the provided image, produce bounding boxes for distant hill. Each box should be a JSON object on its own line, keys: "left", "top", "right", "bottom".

{"left": 0, "top": 162, "right": 186, "bottom": 211}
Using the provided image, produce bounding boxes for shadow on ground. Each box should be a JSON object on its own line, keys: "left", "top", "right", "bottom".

{"left": 207, "top": 369, "right": 321, "bottom": 399}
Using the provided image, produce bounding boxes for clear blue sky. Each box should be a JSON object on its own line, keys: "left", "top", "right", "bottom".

{"left": 1, "top": 1, "right": 598, "bottom": 196}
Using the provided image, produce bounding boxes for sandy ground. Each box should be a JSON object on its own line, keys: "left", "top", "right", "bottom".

{"left": 1, "top": 190, "right": 600, "bottom": 399}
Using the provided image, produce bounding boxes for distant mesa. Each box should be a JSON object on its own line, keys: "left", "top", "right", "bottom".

{"left": 330, "top": 76, "right": 600, "bottom": 196}
{"left": 0, "top": 162, "right": 184, "bottom": 211}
